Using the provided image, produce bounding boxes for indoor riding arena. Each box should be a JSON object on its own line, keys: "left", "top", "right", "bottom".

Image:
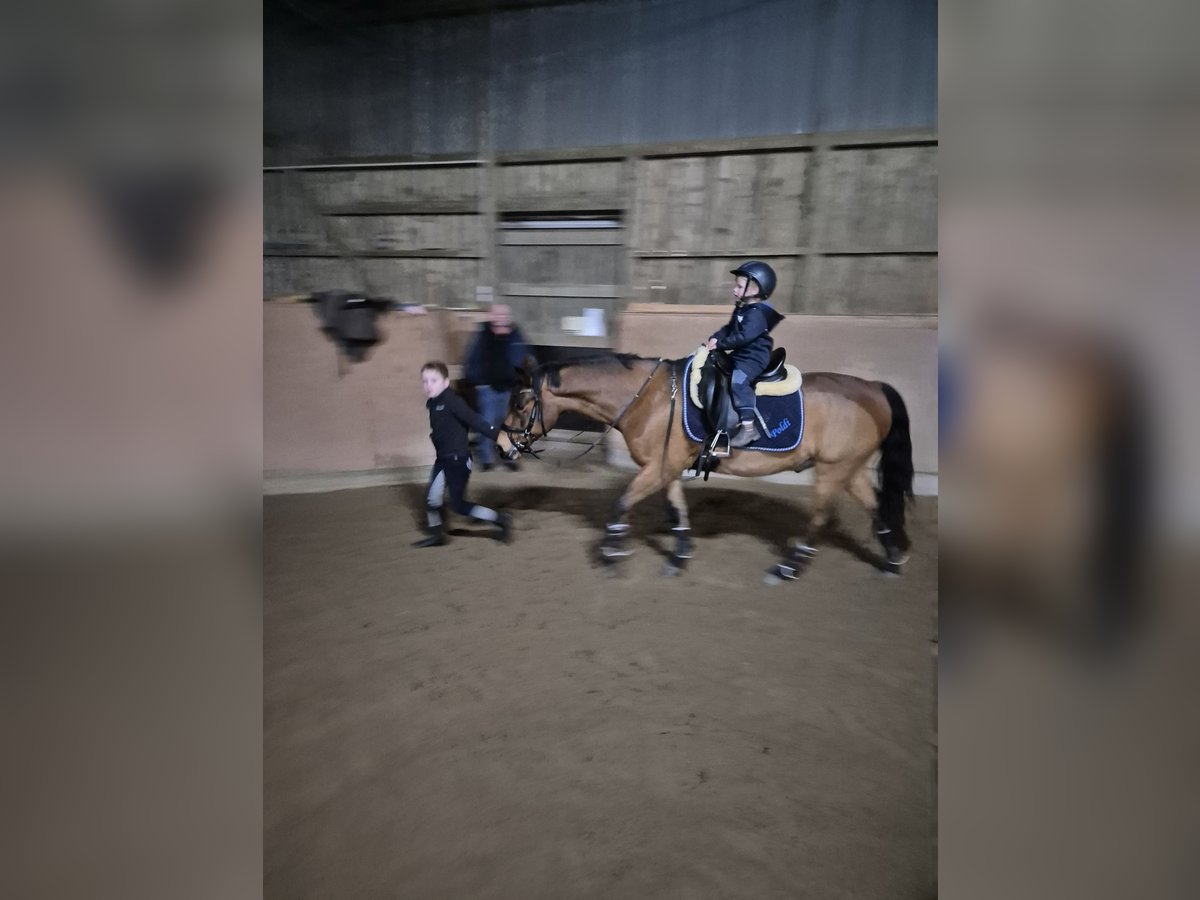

{"left": 265, "top": 1, "right": 938, "bottom": 897}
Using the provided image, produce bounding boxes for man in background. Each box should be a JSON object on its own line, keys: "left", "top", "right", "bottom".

{"left": 464, "top": 303, "right": 531, "bottom": 471}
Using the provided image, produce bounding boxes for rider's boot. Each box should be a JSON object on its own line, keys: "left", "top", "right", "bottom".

{"left": 728, "top": 418, "right": 761, "bottom": 449}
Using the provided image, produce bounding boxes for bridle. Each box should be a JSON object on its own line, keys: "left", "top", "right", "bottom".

{"left": 503, "top": 377, "right": 549, "bottom": 458}
{"left": 502, "top": 358, "right": 674, "bottom": 462}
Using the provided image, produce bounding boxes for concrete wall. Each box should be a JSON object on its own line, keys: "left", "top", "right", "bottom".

{"left": 264, "top": 303, "right": 484, "bottom": 477}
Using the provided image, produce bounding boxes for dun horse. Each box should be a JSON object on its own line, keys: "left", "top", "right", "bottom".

{"left": 496, "top": 353, "right": 915, "bottom": 581}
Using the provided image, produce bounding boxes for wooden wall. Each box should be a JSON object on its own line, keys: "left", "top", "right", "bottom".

{"left": 264, "top": 129, "right": 937, "bottom": 343}
{"left": 263, "top": 164, "right": 484, "bottom": 307}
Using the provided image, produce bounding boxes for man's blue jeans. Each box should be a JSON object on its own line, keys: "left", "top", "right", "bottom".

{"left": 475, "top": 385, "right": 509, "bottom": 465}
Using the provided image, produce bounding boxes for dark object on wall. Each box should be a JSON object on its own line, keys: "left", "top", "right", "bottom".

{"left": 310, "top": 290, "right": 392, "bottom": 363}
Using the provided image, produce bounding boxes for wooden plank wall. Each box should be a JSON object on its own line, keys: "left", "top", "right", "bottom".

{"left": 264, "top": 130, "right": 936, "bottom": 341}
{"left": 263, "top": 164, "right": 485, "bottom": 307}
{"left": 494, "top": 160, "right": 624, "bottom": 345}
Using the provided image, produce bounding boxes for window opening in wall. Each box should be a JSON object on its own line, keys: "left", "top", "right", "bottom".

{"left": 499, "top": 212, "right": 622, "bottom": 230}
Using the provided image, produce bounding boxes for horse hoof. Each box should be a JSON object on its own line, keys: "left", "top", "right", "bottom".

{"left": 601, "top": 547, "right": 632, "bottom": 560}
{"left": 884, "top": 562, "right": 903, "bottom": 578}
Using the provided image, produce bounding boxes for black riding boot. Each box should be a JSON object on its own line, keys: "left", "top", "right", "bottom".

{"left": 412, "top": 524, "right": 446, "bottom": 548}
{"left": 494, "top": 511, "right": 514, "bottom": 544}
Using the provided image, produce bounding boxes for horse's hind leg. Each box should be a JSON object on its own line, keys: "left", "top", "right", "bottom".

{"left": 767, "top": 461, "right": 849, "bottom": 583}
{"left": 662, "top": 479, "right": 694, "bottom": 574}
{"left": 846, "top": 468, "right": 909, "bottom": 574}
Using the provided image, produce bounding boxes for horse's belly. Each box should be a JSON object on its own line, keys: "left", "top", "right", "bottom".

{"left": 720, "top": 449, "right": 810, "bottom": 477}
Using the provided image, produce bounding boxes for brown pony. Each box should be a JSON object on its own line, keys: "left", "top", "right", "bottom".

{"left": 496, "top": 353, "right": 915, "bottom": 581}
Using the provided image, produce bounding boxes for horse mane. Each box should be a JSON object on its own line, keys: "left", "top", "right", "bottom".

{"left": 538, "top": 352, "right": 651, "bottom": 389}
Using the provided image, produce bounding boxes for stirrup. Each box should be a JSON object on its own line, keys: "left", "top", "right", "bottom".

{"left": 710, "top": 431, "right": 731, "bottom": 458}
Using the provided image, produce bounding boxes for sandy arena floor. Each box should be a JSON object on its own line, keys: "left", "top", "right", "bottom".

{"left": 266, "top": 461, "right": 937, "bottom": 899}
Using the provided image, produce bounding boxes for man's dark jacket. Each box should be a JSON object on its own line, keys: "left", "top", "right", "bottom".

{"left": 465, "top": 324, "right": 532, "bottom": 390}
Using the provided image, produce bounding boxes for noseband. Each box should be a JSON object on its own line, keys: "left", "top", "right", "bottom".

{"left": 503, "top": 381, "right": 547, "bottom": 457}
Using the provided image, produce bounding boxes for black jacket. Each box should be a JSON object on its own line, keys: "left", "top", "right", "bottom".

{"left": 427, "top": 387, "right": 501, "bottom": 458}
{"left": 465, "top": 324, "right": 531, "bottom": 390}
{"left": 709, "top": 301, "right": 785, "bottom": 371}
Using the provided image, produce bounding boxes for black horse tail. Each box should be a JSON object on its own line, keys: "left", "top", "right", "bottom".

{"left": 877, "top": 382, "right": 915, "bottom": 551}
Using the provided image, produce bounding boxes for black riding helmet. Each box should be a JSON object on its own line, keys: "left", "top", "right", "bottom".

{"left": 730, "top": 260, "right": 777, "bottom": 301}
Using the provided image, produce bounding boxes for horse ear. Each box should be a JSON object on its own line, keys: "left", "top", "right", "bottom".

{"left": 515, "top": 356, "right": 536, "bottom": 386}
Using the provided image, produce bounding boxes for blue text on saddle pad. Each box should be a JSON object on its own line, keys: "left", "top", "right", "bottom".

{"left": 681, "top": 356, "right": 804, "bottom": 452}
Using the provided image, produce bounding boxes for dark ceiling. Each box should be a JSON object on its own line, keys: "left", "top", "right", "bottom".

{"left": 266, "top": 0, "right": 584, "bottom": 31}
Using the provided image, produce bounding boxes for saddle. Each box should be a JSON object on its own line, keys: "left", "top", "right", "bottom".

{"left": 699, "top": 346, "right": 788, "bottom": 434}
{"left": 684, "top": 346, "right": 801, "bottom": 476}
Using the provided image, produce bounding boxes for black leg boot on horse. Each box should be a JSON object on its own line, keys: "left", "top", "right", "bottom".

{"left": 598, "top": 459, "right": 675, "bottom": 566}
{"left": 601, "top": 522, "right": 631, "bottom": 562}
{"left": 770, "top": 541, "right": 819, "bottom": 582}
{"left": 873, "top": 516, "right": 910, "bottom": 575}
{"left": 662, "top": 488, "right": 694, "bottom": 575}
{"left": 762, "top": 460, "right": 839, "bottom": 584}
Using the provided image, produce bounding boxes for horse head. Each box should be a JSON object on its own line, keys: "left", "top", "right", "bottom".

{"left": 497, "top": 360, "right": 551, "bottom": 459}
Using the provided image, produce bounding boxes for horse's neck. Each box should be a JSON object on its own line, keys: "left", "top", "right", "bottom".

{"left": 551, "top": 362, "right": 650, "bottom": 424}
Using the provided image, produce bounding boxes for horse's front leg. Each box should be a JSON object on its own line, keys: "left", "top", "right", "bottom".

{"left": 662, "top": 478, "right": 694, "bottom": 575}
{"left": 601, "top": 465, "right": 669, "bottom": 562}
